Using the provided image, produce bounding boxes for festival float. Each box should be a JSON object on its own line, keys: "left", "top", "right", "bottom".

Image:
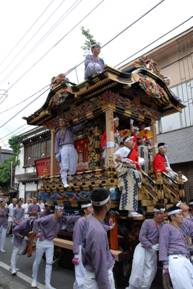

{"left": 24, "top": 58, "right": 185, "bottom": 287}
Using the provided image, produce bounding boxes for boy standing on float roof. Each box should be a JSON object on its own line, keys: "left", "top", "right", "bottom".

{"left": 82, "top": 188, "right": 115, "bottom": 289}
{"left": 84, "top": 43, "right": 104, "bottom": 80}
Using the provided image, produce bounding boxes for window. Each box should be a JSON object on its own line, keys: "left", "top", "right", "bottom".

{"left": 24, "top": 139, "right": 51, "bottom": 167}
{"left": 159, "top": 78, "right": 193, "bottom": 133}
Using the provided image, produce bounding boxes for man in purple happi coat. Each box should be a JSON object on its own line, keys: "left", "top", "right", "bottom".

{"left": 159, "top": 205, "right": 193, "bottom": 289}
{"left": 55, "top": 118, "right": 84, "bottom": 188}
{"left": 10, "top": 217, "right": 34, "bottom": 275}
{"left": 72, "top": 200, "right": 93, "bottom": 289}
{"left": 126, "top": 204, "right": 165, "bottom": 289}
{"left": 28, "top": 198, "right": 40, "bottom": 217}
{"left": 0, "top": 199, "right": 8, "bottom": 252}
{"left": 31, "top": 205, "right": 80, "bottom": 289}
{"left": 13, "top": 199, "right": 24, "bottom": 225}
{"left": 82, "top": 189, "right": 115, "bottom": 289}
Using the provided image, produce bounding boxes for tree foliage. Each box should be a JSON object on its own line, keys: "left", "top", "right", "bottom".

{"left": 0, "top": 135, "right": 21, "bottom": 188}
{"left": 0, "top": 158, "right": 12, "bottom": 186}
{"left": 81, "top": 26, "right": 96, "bottom": 54}
{"left": 8, "top": 136, "right": 21, "bottom": 155}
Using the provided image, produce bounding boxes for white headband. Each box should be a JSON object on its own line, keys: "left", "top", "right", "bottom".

{"left": 153, "top": 208, "right": 165, "bottom": 213}
{"left": 81, "top": 203, "right": 92, "bottom": 209}
{"left": 168, "top": 209, "right": 182, "bottom": 216}
{"left": 55, "top": 205, "right": 64, "bottom": 210}
{"left": 124, "top": 136, "right": 134, "bottom": 143}
{"left": 176, "top": 201, "right": 182, "bottom": 207}
{"left": 91, "top": 195, "right": 110, "bottom": 206}
{"left": 189, "top": 201, "right": 193, "bottom": 206}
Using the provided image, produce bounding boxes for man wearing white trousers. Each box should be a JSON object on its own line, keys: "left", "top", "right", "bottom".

{"left": 72, "top": 201, "right": 93, "bottom": 289}
{"left": 159, "top": 205, "right": 193, "bottom": 289}
{"left": 32, "top": 205, "right": 80, "bottom": 289}
{"left": 10, "top": 217, "right": 34, "bottom": 275}
{"left": 0, "top": 199, "right": 8, "bottom": 252}
{"left": 126, "top": 204, "right": 165, "bottom": 289}
{"left": 55, "top": 118, "right": 85, "bottom": 188}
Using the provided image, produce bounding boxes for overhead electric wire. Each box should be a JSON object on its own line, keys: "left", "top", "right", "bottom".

{"left": 0, "top": 92, "right": 8, "bottom": 105}
{"left": 0, "top": 0, "right": 83, "bottom": 84}
{"left": 102, "top": 0, "right": 165, "bottom": 49}
{"left": 0, "top": 84, "right": 49, "bottom": 114}
{"left": 116, "top": 16, "right": 193, "bottom": 68}
{"left": 1, "top": 3, "right": 192, "bottom": 132}
{"left": 0, "top": 87, "right": 50, "bottom": 129}
{"left": 0, "top": 124, "right": 28, "bottom": 140}
{"left": 0, "top": 0, "right": 56, "bottom": 68}
{"left": 0, "top": 0, "right": 105, "bottom": 106}
{"left": 3, "top": 0, "right": 164, "bottom": 90}
{"left": 0, "top": 0, "right": 67, "bottom": 81}
{"left": 63, "top": 0, "right": 166, "bottom": 77}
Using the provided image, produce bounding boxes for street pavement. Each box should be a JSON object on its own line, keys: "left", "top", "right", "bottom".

{"left": 0, "top": 236, "right": 163, "bottom": 289}
{"left": 0, "top": 236, "right": 74, "bottom": 289}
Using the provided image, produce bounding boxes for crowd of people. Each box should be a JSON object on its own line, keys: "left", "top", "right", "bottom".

{"left": 1, "top": 193, "right": 193, "bottom": 289}
{"left": 127, "top": 200, "right": 193, "bottom": 289}
{"left": 0, "top": 192, "right": 114, "bottom": 289}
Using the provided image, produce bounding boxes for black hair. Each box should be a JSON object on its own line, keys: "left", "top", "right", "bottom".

{"left": 158, "top": 142, "right": 166, "bottom": 148}
{"left": 79, "top": 200, "right": 92, "bottom": 216}
{"left": 91, "top": 189, "right": 110, "bottom": 213}
{"left": 91, "top": 189, "right": 109, "bottom": 203}
{"left": 154, "top": 203, "right": 165, "bottom": 211}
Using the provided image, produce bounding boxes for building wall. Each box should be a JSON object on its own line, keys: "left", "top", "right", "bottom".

{"left": 146, "top": 29, "right": 193, "bottom": 134}
{"left": 0, "top": 149, "right": 13, "bottom": 164}
{"left": 146, "top": 28, "right": 193, "bottom": 197}
{"left": 15, "top": 130, "right": 49, "bottom": 200}
{"left": 172, "top": 162, "right": 193, "bottom": 199}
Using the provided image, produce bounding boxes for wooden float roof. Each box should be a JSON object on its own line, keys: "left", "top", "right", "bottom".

{"left": 24, "top": 65, "right": 184, "bottom": 126}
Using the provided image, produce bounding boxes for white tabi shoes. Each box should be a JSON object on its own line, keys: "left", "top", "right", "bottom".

{"left": 128, "top": 211, "right": 143, "bottom": 218}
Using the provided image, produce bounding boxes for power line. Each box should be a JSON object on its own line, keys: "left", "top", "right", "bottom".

{"left": 0, "top": 3, "right": 191, "bottom": 131}
{"left": 0, "top": 0, "right": 105, "bottom": 106}
{"left": 0, "top": 124, "right": 28, "bottom": 140}
{"left": 63, "top": 0, "right": 166, "bottom": 77}
{"left": 0, "top": 84, "right": 49, "bottom": 114}
{"left": 0, "top": 0, "right": 68, "bottom": 81}
{"left": 0, "top": 0, "right": 171, "bottom": 118}
{"left": 102, "top": 0, "right": 165, "bottom": 49}
{"left": 0, "top": 92, "right": 8, "bottom": 105}
{"left": 116, "top": 16, "right": 193, "bottom": 68}
{"left": 0, "top": 0, "right": 56, "bottom": 68}
{"left": 0, "top": 88, "right": 50, "bottom": 129}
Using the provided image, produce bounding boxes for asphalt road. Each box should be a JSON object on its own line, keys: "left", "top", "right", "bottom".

{"left": 0, "top": 236, "right": 163, "bottom": 289}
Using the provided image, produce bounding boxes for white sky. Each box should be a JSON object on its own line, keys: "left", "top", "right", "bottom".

{"left": 0, "top": 0, "right": 192, "bottom": 148}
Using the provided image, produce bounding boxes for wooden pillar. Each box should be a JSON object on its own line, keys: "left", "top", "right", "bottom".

{"left": 109, "top": 215, "right": 119, "bottom": 250}
{"left": 151, "top": 120, "right": 157, "bottom": 157}
{"left": 104, "top": 106, "right": 115, "bottom": 168}
{"left": 50, "top": 129, "right": 56, "bottom": 177}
